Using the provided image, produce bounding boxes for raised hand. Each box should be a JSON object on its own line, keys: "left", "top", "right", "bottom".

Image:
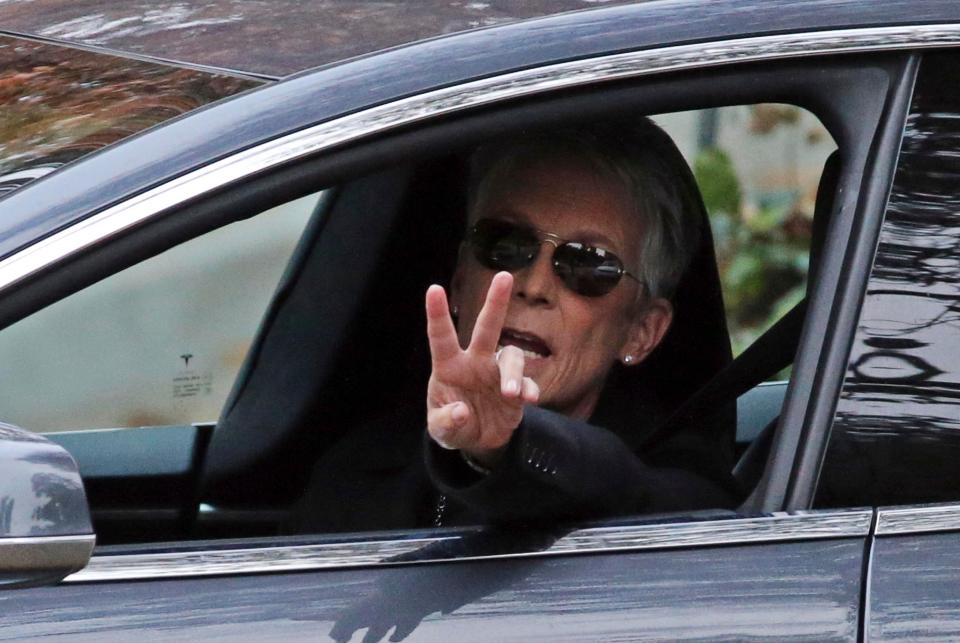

{"left": 425, "top": 272, "right": 540, "bottom": 466}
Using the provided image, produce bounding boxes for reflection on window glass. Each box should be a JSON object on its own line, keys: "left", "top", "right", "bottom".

{"left": 0, "top": 35, "right": 261, "bottom": 197}
{"left": 0, "top": 193, "right": 320, "bottom": 432}
{"left": 654, "top": 105, "right": 836, "bottom": 356}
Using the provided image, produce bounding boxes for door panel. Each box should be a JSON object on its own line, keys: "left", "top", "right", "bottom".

{"left": 817, "top": 52, "right": 960, "bottom": 509}
{"left": 869, "top": 529, "right": 960, "bottom": 640}
{"left": 2, "top": 537, "right": 865, "bottom": 641}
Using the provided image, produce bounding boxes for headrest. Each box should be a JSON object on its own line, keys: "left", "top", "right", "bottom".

{"left": 808, "top": 150, "right": 841, "bottom": 293}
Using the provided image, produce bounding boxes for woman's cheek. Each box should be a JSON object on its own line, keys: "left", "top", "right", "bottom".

{"left": 545, "top": 352, "right": 581, "bottom": 396}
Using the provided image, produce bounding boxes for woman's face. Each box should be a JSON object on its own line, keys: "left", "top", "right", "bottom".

{"left": 450, "top": 155, "right": 672, "bottom": 420}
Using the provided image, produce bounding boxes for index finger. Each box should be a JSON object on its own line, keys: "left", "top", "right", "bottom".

{"left": 425, "top": 284, "right": 461, "bottom": 363}
{"left": 469, "top": 271, "right": 513, "bottom": 355}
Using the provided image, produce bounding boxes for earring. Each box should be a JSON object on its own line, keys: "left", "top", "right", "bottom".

{"left": 623, "top": 355, "right": 633, "bottom": 364}
{"left": 451, "top": 305, "right": 459, "bottom": 317}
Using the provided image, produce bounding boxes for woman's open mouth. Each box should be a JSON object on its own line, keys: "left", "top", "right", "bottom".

{"left": 498, "top": 327, "right": 552, "bottom": 360}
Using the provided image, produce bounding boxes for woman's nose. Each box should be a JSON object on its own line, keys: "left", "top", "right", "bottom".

{"left": 513, "top": 241, "right": 558, "bottom": 305}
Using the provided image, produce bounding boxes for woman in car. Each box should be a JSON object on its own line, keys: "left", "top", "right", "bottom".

{"left": 293, "top": 119, "right": 738, "bottom": 533}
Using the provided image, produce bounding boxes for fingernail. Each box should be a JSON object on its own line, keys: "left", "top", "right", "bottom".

{"left": 452, "top": 403, "right": 468, "bottom": 424}
{"left": 505, "top": 380, "right": 520, "bottom": 395}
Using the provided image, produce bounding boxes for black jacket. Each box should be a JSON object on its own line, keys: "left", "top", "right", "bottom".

{"left": 289, "top": 398, "right": 738, "bottom": 534}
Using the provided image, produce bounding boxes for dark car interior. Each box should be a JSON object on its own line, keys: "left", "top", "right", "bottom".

{"left": 21, "top": 55, "right": 898, "bottom": 546}
{"left": 51, "top": 148, "right": 836, "bottom": 545}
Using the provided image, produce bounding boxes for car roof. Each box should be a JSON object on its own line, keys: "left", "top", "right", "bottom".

{"left": 1, "top": 0, "right": 959, "bottom": 264}
{"left": 0, "top": 0, "right": 645, "bottom": 78}
{"left": 0, "top": 0, "right": 958, "bottom": 79}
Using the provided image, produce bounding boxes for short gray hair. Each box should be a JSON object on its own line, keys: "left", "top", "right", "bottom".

{"left": 467, "top": 118, "right": 702, "bottom": 300}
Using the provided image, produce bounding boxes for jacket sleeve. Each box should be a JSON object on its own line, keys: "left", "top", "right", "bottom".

{"left": 424, "top": 405, "right": 737, "bottom": 523}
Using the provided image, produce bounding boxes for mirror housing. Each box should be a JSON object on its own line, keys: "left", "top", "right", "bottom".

{"left": 0, "top": 421, "right": 94, "bottom": 588}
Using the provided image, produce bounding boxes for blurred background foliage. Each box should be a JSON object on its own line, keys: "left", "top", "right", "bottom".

{"left": 674, "top": 104, "right": 835, "bottom": 358}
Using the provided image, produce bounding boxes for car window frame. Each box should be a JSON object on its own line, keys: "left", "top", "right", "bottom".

{"left": 0, "top": 26, "right": 946, "bottom": 580}
{"left": 816, "top": 49, "right": 960, "bottom": 511}
{"left": 768, "top": 55, "right": 920, "bottom": 511}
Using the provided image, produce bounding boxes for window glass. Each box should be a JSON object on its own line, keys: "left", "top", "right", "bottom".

{"left": 816, "top": 53, "right": 960, "bottom": 508}
{"left": 0, "top": 35, "right": 261, "bottom": 197}
{"left": 0, "top": 193, "right": 319, "bottom": 432}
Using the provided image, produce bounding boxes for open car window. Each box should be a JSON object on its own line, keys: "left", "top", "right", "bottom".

{"left": 0, "top": 104, "right": 833, "bottom": 545}
{"left": 0, "top": 40, "right": 906, "bottom": 558}
{"left": 654, "top": 106, "right": 836, "bottom": 451}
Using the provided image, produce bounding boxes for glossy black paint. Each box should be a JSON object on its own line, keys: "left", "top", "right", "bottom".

{"left": 870, "top": 531, "right": 960, "bottom": 640}
{"left": 0, "top": 0, "right": 959, "bottom": 77}
{"left": 777, "top": 54, "right": 917, "bottom": 512}
{"left": 1, "top": 537, "right": 865, "bottom": 641}
{"left": 818, "top": 52, "right": 960, "bottom": 508}
{"left": 0, "top": 3, "right": 949, "bottom": 639}
{"left": 2, "top": 1, "right": 960, "bottom": 263}
{"left": 0, "top": 422, "right": 91, "bottom": 537}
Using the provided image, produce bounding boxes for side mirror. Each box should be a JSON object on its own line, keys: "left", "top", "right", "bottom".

{"left": 0, "top": 421, "right": 94, "bottom": 589}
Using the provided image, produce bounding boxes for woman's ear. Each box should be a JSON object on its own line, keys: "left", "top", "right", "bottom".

{"left": 620, "top": 298, "right": 673, "bottom": 366}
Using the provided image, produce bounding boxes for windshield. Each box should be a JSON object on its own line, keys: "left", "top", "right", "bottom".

{"left": 0, "top": 35, "right": 261, "bottom": 198}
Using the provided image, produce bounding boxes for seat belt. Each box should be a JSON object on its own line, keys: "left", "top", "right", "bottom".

{"left": 647, "top": 297, "right": 806, "bottom": 448}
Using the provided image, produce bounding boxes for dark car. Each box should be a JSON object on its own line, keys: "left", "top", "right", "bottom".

{"left": 2, "top": 1, "right": 960, "bottom": 639}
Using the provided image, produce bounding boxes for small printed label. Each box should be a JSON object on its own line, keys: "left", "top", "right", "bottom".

{"left": 173, "top": 371, "right": 213, "bottom": 399}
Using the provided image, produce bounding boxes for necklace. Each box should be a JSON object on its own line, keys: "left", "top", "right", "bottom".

{"left": 433, "top": 493, "right": 447, "bottom": 527}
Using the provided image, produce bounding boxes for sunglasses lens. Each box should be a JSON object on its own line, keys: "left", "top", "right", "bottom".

{"left": 469, "top": 219, "right": 540, "bottom": 271}
{"left": 552, "top": 243, "right": 624, "bottom": 297}
{"left": 469, "top": 220, "right": 628, "bottom": 297}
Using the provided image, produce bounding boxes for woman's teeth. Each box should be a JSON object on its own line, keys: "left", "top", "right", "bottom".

{"left": 497, "top": 344, "right": 545, "bottom": 360}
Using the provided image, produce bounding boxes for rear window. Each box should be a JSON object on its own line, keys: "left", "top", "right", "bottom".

{"left": 0, "top": 35, "right": 262, "bottom": 197}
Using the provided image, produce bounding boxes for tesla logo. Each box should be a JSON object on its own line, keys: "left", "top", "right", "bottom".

{"left": 180, "top": 353, "right": 193, "bottom": 368}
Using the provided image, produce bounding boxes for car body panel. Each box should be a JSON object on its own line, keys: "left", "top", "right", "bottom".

{"left": 2, "top": 536, "right": 865, "bottom": 641}
{"left": 818, "top": 51, "right": 960, "bottom": 509}
{"left": 0, "top": 21, "right": 946, "bottom": 275}
{"left": 813, "top": 48, "right": 960, "bottom": 641}
{"left": 0, "top": 0, "right": 959, "bottom": 77}
{"left": 869, "top": 528, "right": 960, "bottom": 640}
{"left": 0, "top": 0, "right": 642, "bottom": 78}
{"left": 0, "top": 1, "right": 956, "bottom": 639}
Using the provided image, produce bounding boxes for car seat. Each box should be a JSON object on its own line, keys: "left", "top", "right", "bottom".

{"left": 199, "top": 146, "right": 736, "bottom": 515}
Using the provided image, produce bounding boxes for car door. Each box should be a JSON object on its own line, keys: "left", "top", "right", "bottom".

{"left": 0, "top": 16, "right": 939, "bottom": 642}
{"left": 813, "top": 50, "right": 960, "bottom": 641}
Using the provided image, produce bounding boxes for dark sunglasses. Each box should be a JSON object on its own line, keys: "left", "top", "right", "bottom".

{"left": 466, "top": 218, "right": 642, "bottom": 297}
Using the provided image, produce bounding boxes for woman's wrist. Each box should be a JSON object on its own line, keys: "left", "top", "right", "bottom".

{"left": 460, "top": 450, "right": 493, "bottom": 475}
{"left": 461, "top": 444, "right": 507, "bottom": 470}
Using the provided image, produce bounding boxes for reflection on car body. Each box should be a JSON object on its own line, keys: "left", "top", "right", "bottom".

{"left": 2, "top": 1, "right": 960, "bottom": 641}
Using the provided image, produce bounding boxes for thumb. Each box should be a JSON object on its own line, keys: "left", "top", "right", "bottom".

{"left": 426, "top": 401, "right": 469, "bottom": 449}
